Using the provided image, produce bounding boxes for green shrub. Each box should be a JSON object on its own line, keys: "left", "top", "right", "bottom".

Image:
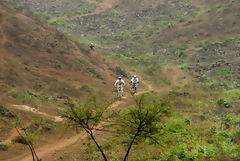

{"left": 177, "top": 150, "right": 186, "bottom": 159}
{"left": 184, "top": 118, "right": 191, "bottom": 125}
{"left": 209, "top": 81, "right": 228, "bottom": 89}
{"left": 53, "top": 11, "right": 61, "bottom": 17}
{"left": 32, "top": 119, "right": 41, "bottom": 126}
{"left": 210, "top": 126, "right": 216, "bottom": 135}
{"left": 99, "top": 24, "right": 108, "bottom": 30}
{"left": 51, "top": 19, "right": 65, "bottom": 25}
{"left": 236, "top": 130, "right": 240, "bottom": 136}
{"left": 216, "top": 68, "right": 232, "bottom": 78}
{"left": 76, "top": 7, "right": 91, "bottom": 14}
{"left": 227, "top": 36, "right": 240, "bottom": 44}
{"left": 161, "top": 8, "right": 168, "bottom": 15}
{"left": 217, "top": 99, "right": 231, "bottom": 108}
{"left": 223, "top": 89, "right": 240, "bottom": 99}
{"left": 180, "top": 64, "right": 188, "bottom": 70}
{"left": 224, "top": 113, "right": 235, "bottom": 124}
{"left": 218, "top": 130, "right": 229, "bottom": 137}
{"left": 197, "top": 145, "right": 216, "bottom": 156}
{"left": 0, "top": 104, "right": 7, "bottom": 115}
{"left": 110, "top": 158, "right": 119, "bottom": 161}
{"left": 174, "top": 48, "right": 187, "bottom": 58}
{"left": 199, "top": 113, "right": 206, "bottom": 120}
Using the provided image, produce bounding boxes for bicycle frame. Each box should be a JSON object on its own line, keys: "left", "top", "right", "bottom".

{"left": 131, "top": 83, "right": 137, "bottom": 94}
{"left": 116, "top": 85, "right": 123, "bottom": 97}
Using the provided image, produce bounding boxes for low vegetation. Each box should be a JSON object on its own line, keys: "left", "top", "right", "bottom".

{"left": 62, "top": 94, "right": 170, "bottom": 160}
{"left": 1, "top": 0, "right": 240, "bottom": 160}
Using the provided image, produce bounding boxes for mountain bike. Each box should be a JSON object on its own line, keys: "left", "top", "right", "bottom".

{"left": 116, "top": 85, "right": 123, "bottom": 98}
{"left": 131, "top": 83, "right": 137, "bottom": 95}
{"left": 90, "top": 44, "right": 94, "bottom": 50}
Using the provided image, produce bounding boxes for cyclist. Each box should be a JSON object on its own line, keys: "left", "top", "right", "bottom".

{"left": 90, "top": 42, "right": 95, "bottom": 50}
{"left": 130, "top": 75, "right": 139, "bottom": 94}
{"left": 114, "top": 76, "right": 125, "bottom": 96}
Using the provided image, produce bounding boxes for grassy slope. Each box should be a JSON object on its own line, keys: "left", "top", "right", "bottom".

{"left": 1, "top": 0, "right": 240, "bottom": 160}
{"left": 0, "top": 1, "right": 120, "bottom": 104}
{"left": 0, "top": 1, "right": 119, "bottom": 159}
{"left": 50, "top": 0, "right": 240, "bottom": 160}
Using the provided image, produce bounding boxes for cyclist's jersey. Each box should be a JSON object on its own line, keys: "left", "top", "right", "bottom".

{"left": 131, "top": 77, "right": 139, "bottom": 84}
{"left": 115, "top": 79, "right": 125, "bottom": 86}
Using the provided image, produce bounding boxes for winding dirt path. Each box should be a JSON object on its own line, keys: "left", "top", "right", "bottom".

{"left": 8, "top": 134, "right": 84, "bottom": 161}
{"left": 4, "top": 65, "right": 189, "bottom": 161}
{"left": 110, "top": 71, "right": 153, "bottom": 109}
{"left": 0, "top": 129, "right": 18, "bottom": 144}
{"left": 5, "top": 71, "right": 153, "bottom": 161}
{"left": 11, "top": 105, "right": 63, "bottom": 122}
{"left": 49, "top": 0, "right": 117, "bottom": 22}
{"left": 0, "top": 105, "right": 63, "bottom": 145}
{"left": 4, "top": 104, "right": 79, "bottom": 161}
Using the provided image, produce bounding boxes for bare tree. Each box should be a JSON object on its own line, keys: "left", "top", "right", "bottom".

{"left": 15, "top": 118, "right": 41, "bottom": 161}
{"left": 116, "top": 94, "right": 169, "bottom": 161}
{"left": 62, "top": 94, "right": 169, "bottom": 161}
{"left": 62, "top": 95, "right": 109, "bottom": 161}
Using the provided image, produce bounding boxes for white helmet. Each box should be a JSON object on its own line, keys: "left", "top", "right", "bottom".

{"left": 118, "top": 76, "right": 122, "bottom": 79}
{"left": 90, "top": 42, "right": 94, "bottom": 45}
{"left": 134, "top": 75, "right": 137, "bottom": 78}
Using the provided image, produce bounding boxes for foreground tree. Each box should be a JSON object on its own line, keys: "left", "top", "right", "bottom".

{"left": 15, "top": 118, "right": 41, "bottom": 161}
{"left": 116, "top": 94, "right": 169, "bottom": 161}
{"left": 62, "top": 95, "right": 109, "bottom": 161}
{"left": 62, "top": 94, "right": 169, "bottom": 161}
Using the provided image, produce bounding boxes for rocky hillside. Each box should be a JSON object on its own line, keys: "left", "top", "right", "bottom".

{"left": 9, "top": 0, "right": 239, "bottom": 84}
{"left": 0, "top": 0, "right": 119, "bottom": 106}
{"left": 1, "top": 0, "right": 240, "bottom": 160}
{"left": 0, "top": 1, "right": 131, "bottom": 160}
{"left": 0, "top": 1, "right": 118, "bottom": 154}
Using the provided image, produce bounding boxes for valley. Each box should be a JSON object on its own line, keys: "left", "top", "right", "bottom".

{"left": 0, "top": 0, "right": 239, "bottom": 160}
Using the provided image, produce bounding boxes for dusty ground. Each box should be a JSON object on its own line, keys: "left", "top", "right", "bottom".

{"left": 1, "top": 0, "right": 240, "bottom": 160}
{"left": 0, "top": 1, "right": 116, "bottom": 160}
{"left": 0, "top": 64, "right": 191, "bottom": 161}
{"left": 0, "top": 0, "right": 129, "bottom": 110}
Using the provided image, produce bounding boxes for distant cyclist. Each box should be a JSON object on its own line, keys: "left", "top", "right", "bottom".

{"left": 114, "top": 76, "right": 125, "bottom": 97}
{"left": 130, "top": 75, "right": 139, "bottom": 94}
{"left": 90, "top": 42, "right": 95, "bottom": 50}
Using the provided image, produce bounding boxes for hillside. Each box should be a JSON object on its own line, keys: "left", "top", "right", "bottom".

{"left": 8, "top": 0, "right": 239, "bottom": 84}
{"left": 0, "top": 1, "right": 121, "bottom": 160}
{"left": 1, "top": 0, "right": 240, "bottom": 161}
{"left": 0, "top": 0, "right": 123, "bottom": 104}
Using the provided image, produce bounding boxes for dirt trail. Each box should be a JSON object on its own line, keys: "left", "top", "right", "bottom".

{"left": 12, "top": 105, "right": 63, "bottom": 122}
{"left": 6, "top": 71, "right": 154, "bottom": 161}
{"left": 0, "top": 105, "right": 63, "bottom": 145}
{"left": 110, "top": 66, "right": 190, "bottom": 111}
{"left": 3, "top": 104, "right": 79, "bottom": 161}
{"left": 49, "top": 0, "right": 117, "bottom": 22}
{"left": 0, "top": 129, "right": 18, "bottom": 144}
{"left": 110, "top": 71, "right": 153, "bottom": 109}
{"left": 5, "top": 65, "right": 189, "bottom": 161}
{"left": 7, "top": 133, "right": 85, "bottom": 161}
